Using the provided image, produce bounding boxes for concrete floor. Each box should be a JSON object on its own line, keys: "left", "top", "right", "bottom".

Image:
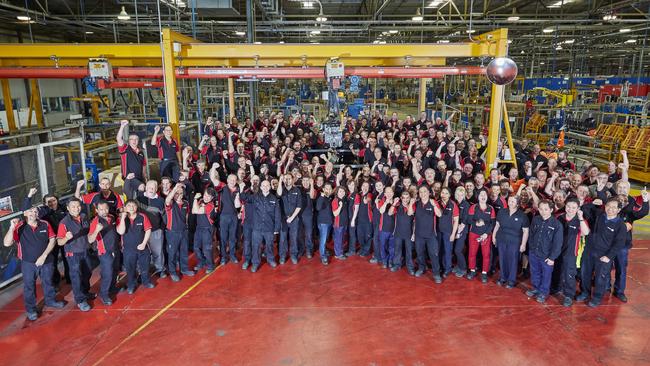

{"left": 0, "top": 239, "right": 649, "bottom": 366}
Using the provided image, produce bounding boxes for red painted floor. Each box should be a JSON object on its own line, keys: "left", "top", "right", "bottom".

{"left": 1, "top": 241, "right": 649, "bottom": 366}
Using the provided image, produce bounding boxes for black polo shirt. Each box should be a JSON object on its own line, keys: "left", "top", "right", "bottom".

{"left": 165, "top": 200, "right": 189, "bottom": 232}
{"left": 81, "top": 190, "right": 124, "bottom": 216}
{"left": 378, "top": 200, "right": 397, "bottom": 233}
{"left": 118, "top": 144, "right": 146, "bottom": 180}
{"left": 316, "top": 195, "right": 333, "bottom": 225}
{"left": 219, "top": 186, "right": 239, "bottom": 216}
{"left": 467, "top": 204, "right": 496, "bottom": 236}
{"left": 357, "top": 193, "right": 373, "bottom": 225}
{"left": 281, "top": 186, "right": 302, "bottom": 218}
{"left": 394, "top": 205, "right": 414, "bottom": 239}
{"left": 13, "top": 220, "right": 55, "bottom": 264}
{"left": 332, "top": 198, "right": 349, "bottom": 227}
{"left": 557, "top": 213, "right": 583, "bottom": 257}
{"left": 438, "top": 199, "right": 460, "bottom": 235}
{"left": 57, "top": 214, "right": 90, "bottom": 255}
{"left": 120, "top": 213, "right": 152, "bottom": 252}
{"left": 89, "top": 215, "right": 118, "bottom": 255}
{"left": 156, "top": 136, "right": 179, "bottom": 161}
{"left": 456, "top": 199, "right": 471, "bottom": 236}
{"left": 495, "top": 208, "right": 529, "bottom": 244}
{"left": 414, "top": 200, "right": 438, "bottom": 239}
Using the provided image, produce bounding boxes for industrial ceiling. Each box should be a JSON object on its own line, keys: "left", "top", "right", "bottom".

{"left": 0, "top": 0, "right": 648, "bottom": 77}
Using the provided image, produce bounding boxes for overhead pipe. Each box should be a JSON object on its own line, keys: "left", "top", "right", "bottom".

{"left": 0, "top": 66, "right": 486, "bottom": 80}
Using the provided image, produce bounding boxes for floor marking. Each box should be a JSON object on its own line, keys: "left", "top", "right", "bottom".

{"left": 89, "top": 266, "right": 221, "bottom": 366}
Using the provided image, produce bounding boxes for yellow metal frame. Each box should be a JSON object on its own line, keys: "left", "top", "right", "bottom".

{"left": 1, "top": 79, "right": 16, "bottom": 131}
{"left": 0, "top": 28, "right": 510, "bottom": 168}
{"left": 27, "top": 79, "right": 44, "bottom": 128}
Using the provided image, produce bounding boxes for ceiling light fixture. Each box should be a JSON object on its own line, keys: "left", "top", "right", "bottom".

{"left": 316, "top": 15, "right": 327, "bottom": 22}
{"left": 117, "top": 6, "right": 130, "bottom": 20}
{"left": 564, "top": 39, "right": 575, "bottom": 44}
{"left": 16, "top": 15, "right": 31, "bottom": 21}
{"left": 542, "top": 27, "right": 555, "bottom": 33}
{"left": 85, "top": 31, "right": 94, "bottom": 34}
{"left": 426, "top": 0, "right": 445, "bottom": 8}
{"left": 310, "top": 30, "right": 321, "bottom": 35}
{"left": 254, "top": 41, "right": 262, "bottom": 44}
{"left": 624, "top": 39, "right": 636, "bottom": 43}
{"left": 602, "top": 14, "right": 617, "bottom": 21}
{"left": 412, "top": 8, "right": 424, "bottom": 22}
{"left": 302, "top": 1, "right": 314, "bottom": 9}
{"left": 437, "top": 39, "right": 450, "bottom": 43}
{"left": 619, "top": 28, "right": 631, "bottom": 33}
{"left": 507, "top": 16, "right": 520, "bottom": 22}
{"left": 235, "top": 31, "right": 246, "bottom": 36}
{"left": 547, "top": 0, "right": 576, "bottom": 8}
{"left": 466, "top": 29, "right": 476, "bottom": 34}
{"left": 389, "top": 30, "right": 399, "bottom": 34}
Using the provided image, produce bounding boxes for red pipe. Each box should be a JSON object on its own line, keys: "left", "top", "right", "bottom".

{"left": 0, "top": 66, "right": 485, "bottom": 80}
{"left": 97, "top": 80, "right": 165, "bottom": 89}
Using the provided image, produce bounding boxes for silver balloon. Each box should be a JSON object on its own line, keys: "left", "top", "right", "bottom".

{"left": 486, "top": 57, "right": 518, "bottom": 85}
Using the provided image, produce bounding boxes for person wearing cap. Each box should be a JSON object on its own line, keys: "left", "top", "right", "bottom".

{"left": 4, "top": 206, "right": 64, "bottom": 321}
{"left": 56, "top": 198, "right": 93, "bottom": 312}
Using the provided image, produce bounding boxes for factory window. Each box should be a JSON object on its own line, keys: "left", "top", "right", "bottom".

{"left": 41, "top": 97, "right": 73, "bottom": 113}
{"left": 0, "top": 98, "right": 20, "bottom": 111}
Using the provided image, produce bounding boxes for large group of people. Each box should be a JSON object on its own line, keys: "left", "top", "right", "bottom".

{"left": 4, "top": 110, "right": 648, "bottom": 321}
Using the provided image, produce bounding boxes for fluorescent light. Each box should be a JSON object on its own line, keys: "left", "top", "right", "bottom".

{"left": 254, "top": 41, "right": 262, "bottom": 44}
{"left": 378, "top": 41, "right": 386, "bottom": 44}
{"left": 16, "top": 15, "right": 31, "bottom": 21}
{"left": 507, "top": 16, "right": 520, "bottom": 22}
{"left": 311, "top": 41, "right": 320, "bottom": 44}
{"left": 540, "top": 62, "right": 545, "bottom": 65}
{"left": 117, "top": 6, "right": 130, "bottom": 20}
{"left": 373, "top": 40, "right": 380, "bottom": 44}
{"left": 389, "top": 30, "right": 398, "bottom": 34}
{"left": 564, "top": 39, "right": 575, "bottom": 44}
{"left": 310, "top": 30, "right": 321, "bottom": 35}
{"left": 625, "top": 39, "right": 636, "bottom": 43}
{"left": 548, "top": 0, "right": 575, "bottom": 8}
{"left": 603, "top": 14, "right": 617, "bottom": 21}
{"left": 426, "top": 0, "right": 445, "bottom": 8}
{"left": 85, "top": 31, "right": 94, "bottom": 34}
{"left": 507, "top": 39, "right": 512, "bottom": 44}
{"left": 466, "top": 29, "right": 476, "bottom": 34}
{"left": 316, "top": 16, "right": 327, "bottom": 22}
{"left": 520, "top": 50, "right": 525, "bottom": 54}
{"left": 235, "top": 31, "right": 246, "bottom": 36}
{"left": 279, "top": 41, "right": 285, "bottom": 44}
{"left": 555, "top": 45, "right": 563, "bottom": 50}
{"left": 302, "top": 1, "right": 314, "bottom": 9}
{"left": 437, "top": 39, "right": 450, "bottom": 43}
{"left": 619, "top": 28, "right": 631, "bottom": 33}
{"left": 543, "top": 27, "right": 555, "bottom": 33}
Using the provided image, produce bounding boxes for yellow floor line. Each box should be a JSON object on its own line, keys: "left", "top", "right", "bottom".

{"left": 90, "top": 266, "right": 221, "bottom": 366}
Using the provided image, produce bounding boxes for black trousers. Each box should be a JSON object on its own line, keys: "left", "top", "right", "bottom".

{"left": 393, "top": 236, "right": 415, "bottom": 271}
{"left": 580, "top": 249, "right": 613, "bottom": 301}
{"left": 22, "top": 261, "right": 56, "bottom": 313}
{"left": 219, "top": 214, "right": 238, "bottom": 260}
{"left": 123, "top": 248, "right": 152, "bottom": 289}
{"left": 415, "top": 236, "right": 440, "bottom": 274}
{"left": 65, "top": 252, "right": 92, "bottom": 304}
{"left": 252, "top": 231, "right": 275, "bottom": 266}
{"left": 356, "top": 223, "right": 373, "bottom": 256}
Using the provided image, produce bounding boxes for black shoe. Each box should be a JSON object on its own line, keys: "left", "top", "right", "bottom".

{"left": 86, "top": 292, "right": 97, "bottom": 300}
{"left": 251, "top": 265, "right": 259, "bottom": 273}
{"left": 390, "top": 266, "right": 399, "bottom": 272}
{"left": 242, "top": 261, "right": 250, "bottom": 270}
{"left": 206, "top": 267, "right": 215, "bottom": 274}
{"left": 369, "top": 258, "right": 378, "bottom": 264}
{"left": 306, "top": 252, "right": 313, "bottom": 259}
{"left": 466, "top": 271, "right": 477, "bottom": 280}
{"left": 408, "top": 269, "right": 416, "bottom": 276}
{"left": 496, "top": 279, "right": 506, "bottom": 287}
{"left": 525, "top": 289, "right": 539, "bottom": 298}
{"left": 480, "top": 273, "right": 488, "bottom": 283}
{"left": 158, "top": 271, "right": 168, "bottom": 279}
{"left": 170, "top": 274, "right": 180, "bottom": 282}
{"left": 181, "top": 270, "right": 196, "bottom": 277}
{"left": 575, "top": 292, "right": 589, "bottom": 302}
{"left": 26, "top": 312, "right": 38, "bottom": 321}
{"left": 45, "top": 301, "right": 65, "bottom": 309}
{"left": 455, "top": 270, "right": 466, "bottom": 278}
{"left": 433, "top": 275, "right": 442, "bottom": 284}
{"left": 220, "top": 259, "right": 227, "bottom": 266}
{"left": 127, "top": 287, "right": 135, "bottom": 295}
{"left": 536, "top": 295, "right": 547, "bottom": 304}
{"left": 505, "top": 282, "right": 515, "bottom": 289}
{"left": 587, "top": 298, "right": 601, "bottom": 308}
{"left": 230, "top": 257, "right": 239, "bottom": 264}
{"left": 335, "top": 255, "right": 347, "bottom": 261}
{"left": 291, "top": 257, "right": 298, "bottom": 264}
{"left": 321, "top": 259, "right": 329, "bottom": 266}
{"left": 414, "top": 269, "right": 424, "bottom": 277}
{"left": 142, "top": 282, "right": 155, "bottom": 289}
{"left": 614, "top": 292, "right": 628, "bottom": 303}
{"left": 562, "top": 297, "right": 573, "bottom": 307}
{"left": 269, "top": 261, "right": 277, "bottom": 268}
{"left": 101, "top": 296, "right": 113, "bottom": 306}
{"left": 77, "top": 301, "right": 91, "bottom": 312}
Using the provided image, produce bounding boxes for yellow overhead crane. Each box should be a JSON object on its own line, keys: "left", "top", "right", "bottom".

{"left": 0, "top": 28, "right": 514, "bottom": 173}
{"left": 527, "top": 87, "right": 575, "bottom": 108}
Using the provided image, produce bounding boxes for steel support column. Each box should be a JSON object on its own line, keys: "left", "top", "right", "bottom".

{"left": 1, "top": 79, "right": 16, "bottom": 131}
{"left": 418, "top": 78, "right": 428, "bottom": 113}
{"left": 484, "top": 29, "right": 509, "bottom": 173}
{"left": 162, "top": 29, "right": 181, "bottom": 142}
{"left": 228, "top": 77, "right": 235, "bottom": 122}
